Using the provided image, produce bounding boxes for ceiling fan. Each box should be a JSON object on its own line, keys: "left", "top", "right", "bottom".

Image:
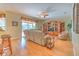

{"left": 39, "top": 7, "right": 55, "bottom": 18}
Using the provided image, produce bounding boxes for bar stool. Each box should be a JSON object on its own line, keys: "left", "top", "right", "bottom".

{"left": 0, "top": 45, "right": 3, "bottom": 56}
{"left": 1, "top": 35, "right": 12, "bottom": 56}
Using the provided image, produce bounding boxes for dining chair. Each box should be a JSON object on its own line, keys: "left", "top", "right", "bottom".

{"left": 1, "top": 35, "right": 12, "bottom": 56}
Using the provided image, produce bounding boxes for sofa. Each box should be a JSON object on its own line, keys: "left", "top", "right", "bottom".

{"left": 24, "top": 30, "right": 46, "bottom": 46}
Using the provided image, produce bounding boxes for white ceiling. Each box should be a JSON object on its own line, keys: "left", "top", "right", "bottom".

{"left": 0, "top": 3, "right": 74, "bottom": 19}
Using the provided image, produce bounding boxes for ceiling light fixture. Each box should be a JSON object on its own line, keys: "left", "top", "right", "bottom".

{"left": 39, "top": 10, "right": 48, "bottom": 18}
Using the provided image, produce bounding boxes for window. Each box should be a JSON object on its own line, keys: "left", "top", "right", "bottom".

{"left": 22, "top": 21, "right": 36, "bottom": 37}
{"left": 0, "top": 18, "right": 6, "bottom": 30}
{"left": 22, "top": 21, "right": 36, "bottom": 30}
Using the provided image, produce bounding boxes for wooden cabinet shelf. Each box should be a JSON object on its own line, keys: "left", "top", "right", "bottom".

{"left": 43, "top": 20, "right": 65, "bottom": 36}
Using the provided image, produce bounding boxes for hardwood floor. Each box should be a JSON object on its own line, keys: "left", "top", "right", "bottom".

{"left": 11, "top": 38, "right": 74, "bottom": 56}
{"left": 27, "top": 40, "right": 73, "bottom": 56}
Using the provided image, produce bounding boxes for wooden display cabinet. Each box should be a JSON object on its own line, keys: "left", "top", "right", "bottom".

{"left": 43, "top": 20, "right": 65, "bottom": 36}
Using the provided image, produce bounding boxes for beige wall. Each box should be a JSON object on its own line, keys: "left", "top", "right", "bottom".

{"left": 6, "top": 11, "right": 22, "bottom": 39}
{"left": 5, "top": 11, "right": 44, "bottom": 39}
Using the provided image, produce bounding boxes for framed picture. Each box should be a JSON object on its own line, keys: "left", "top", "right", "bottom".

{"left": 12, "top": 21, "right": 18, "bottom": 26}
